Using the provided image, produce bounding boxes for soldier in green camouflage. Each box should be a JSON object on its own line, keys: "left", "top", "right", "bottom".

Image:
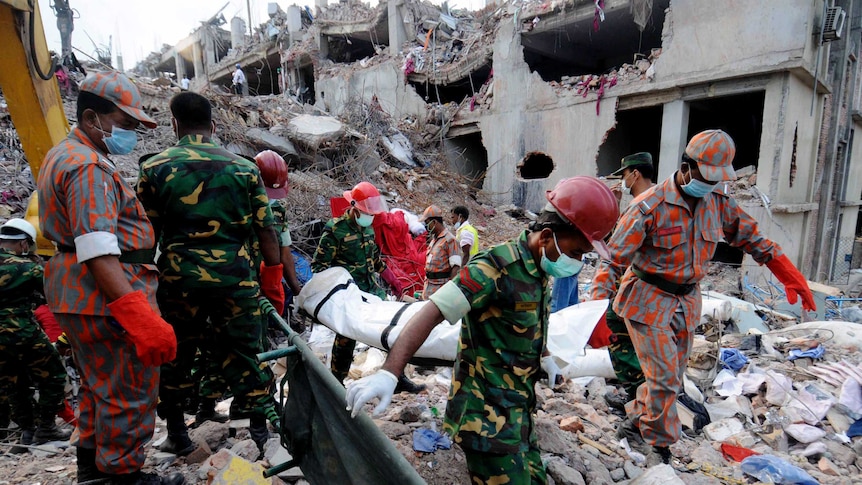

{"left": 138, "top": 92, "right": 285, "bottom": 454}
{"left": 346, "top": 177, "right": 619, "bottom": 484}
{"left": 313, "top": 182, "right": 418, "bottom": 390}
{"left": 0, "top": 219, "right": 71, "bottom": 445}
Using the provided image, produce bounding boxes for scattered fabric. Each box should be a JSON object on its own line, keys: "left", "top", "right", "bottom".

{"left": 740, "top": 455, "right": 818, "bottom": 485}
{"left": 720, "top": 348, "right": 749, "bottom": 371}
{"left": 413, "top": 428, "right": 452, "bottom": 453}
{"left": 787, "top": 344, "right": 825, "bottom": 360}
{"left": 720, "top": 443, "right": 759, "bottom": 462}
{"left": 848, "top": 418, "right": 862, "bottom": 438}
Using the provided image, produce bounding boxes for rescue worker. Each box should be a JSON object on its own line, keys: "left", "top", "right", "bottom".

{"left": 592, "top": 130, "right": 816, "bottom": 465}
{"left": 254, "top": 150, "right": 303, "bottom": 298}
{"left": 232, "top": 64, "right": 246, "bottom": 96}
{"left": 0, "top": 219, "right": 71, "bottom": 446}
{"left": 419, "top": 205, "right": 461, "bottom": 298}
{"left": 138, "top": 92, "right": 284, "bottom": 454}
{"left": 346, "top": 177, "right": 619, "bottom": 483}
{"left": 596, "top": 152, "right": 656, "bottom": 402}
{"left": 38, "top": 71, "right": 182, "bottom": 484}
{"left": 451, "top": 205, "right": 479, "bottom": 262}
{"left": 313, "top": 182, "right": 424, "bottom": 392}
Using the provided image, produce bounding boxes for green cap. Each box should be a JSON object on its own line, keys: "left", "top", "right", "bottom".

{"left": 609, "top": 152, "right": 653, "bottom": 178}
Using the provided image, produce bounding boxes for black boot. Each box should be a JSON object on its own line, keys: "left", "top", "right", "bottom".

{"left": 156, "top": 415, "right": 195, "bottom": 456}
{"left": 394, "top": 374, "right": 426, "bottom": 394}
{"left": 76, "top": 447, "right": 110, "bottom": 483}
{"left": 193, "top": 399, "right": 229, "bottom": 428}
{"left": 248, "top": 415, "right": 269, "bottom": 455}
{"left": 34, "top": 420, "right": 72, "bottom": 443}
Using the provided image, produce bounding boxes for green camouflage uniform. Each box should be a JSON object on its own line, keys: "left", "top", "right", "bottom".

{"left": 0, "top": 248, "right": 67, "bottom": 430}
{"left": 606, "top": 307, "right": 644, "bottom": 397}
{"left": 270, "top": 198, "right": 294, "bottom": 248}
{"left": 138, "top": 134, "right": 276, "bottom": 420}
{"left": 428, "top": 231, "right": 549, "bottom": 484}
{"left": 312, "top": 213, "right": 386, "bottom": 383}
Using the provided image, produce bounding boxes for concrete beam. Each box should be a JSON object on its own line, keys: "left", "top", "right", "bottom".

{"left": 388, "top": 0, "right": 407, "bottom": 55}
{"left": 658, "top": 100, "right": 689, "bottom": 182}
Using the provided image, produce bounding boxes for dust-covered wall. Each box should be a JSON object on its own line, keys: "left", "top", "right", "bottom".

{"left": 315, "top": 62, "right": 427, "bottom": 119}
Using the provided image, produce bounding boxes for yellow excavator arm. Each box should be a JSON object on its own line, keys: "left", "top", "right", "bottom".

{"left": 0, "top": 0, "right": 70, "bottom": 255}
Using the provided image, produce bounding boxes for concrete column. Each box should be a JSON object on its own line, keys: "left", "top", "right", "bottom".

{"left": 204, "top": 32, "right": 217, "bottom": 65}
{"left": 174, "top": 52, "right": 185, "bottom": 80}
{"left": 658, "top": 100, "right": 690, "bottom": 182}
{"left": 287, "top": 6, "right": 302, "bottom": 33}
{"left": 388, "top": 0, "right": 407, "bottom": 56}
{"left": 315, "top": 0, "right": 328, "bottom": 10}
{"left": 231, "top": 17, "right": 246, "bottom": 50}
{"left": 192, "top": 41, "right": 204, "bottom": 80}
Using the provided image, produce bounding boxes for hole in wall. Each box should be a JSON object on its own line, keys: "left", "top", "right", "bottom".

{"left": 597, "top": 105, "right": 663, "bottom": 178}
{"left": 521, "top": 0, "right": 668, "bottom": 82}
{"left": 410, "top": 64, "right": 492, "bottom": 105}
{"left": 443, "top": 131, "right": 489, "bottom": 190}
{"left": 518, "top": 151, "right": 554, "bottom": 180}
{"left": 327, "top": 36, "right": 377, "bottom": 63}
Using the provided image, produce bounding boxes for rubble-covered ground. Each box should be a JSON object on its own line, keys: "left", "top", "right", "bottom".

{"left": 3, "top": 80, "right": 862, "bottom": 484}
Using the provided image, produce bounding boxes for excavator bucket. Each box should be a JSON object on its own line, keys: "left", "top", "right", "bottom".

{"left": 257, "top": 300, "right": 426, "bottom": 485}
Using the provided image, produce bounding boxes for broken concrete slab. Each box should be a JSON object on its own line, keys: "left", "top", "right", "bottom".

{"left": 287, "top": 114, "right": 345, "bottom": 147}
{"left": 545, "top": 456, "right": 586, "bottom": 485}
{"left": 702, "top": 418, "right": 744, "bottom": 442}
{"left": 246, "top": 127, "right": 299, "bottom": 157}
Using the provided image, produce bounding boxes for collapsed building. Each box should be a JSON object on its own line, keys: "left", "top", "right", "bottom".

{"left": 135, "top": 0, "right": 862, "bottom": 287}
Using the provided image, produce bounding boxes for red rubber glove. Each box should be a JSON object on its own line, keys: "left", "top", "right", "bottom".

{"left": 380, "top": 267, "right": 404, "bottom": 297}
{"left": 765, "top": 254, "right": 816, "bottom": 311}
{"left": 261, "top": 263, "right": 285, "bottom": 314}
{"left": 107, "top": 291, "right": 177, "bottom": 367}
{"left": 587, "top": 311, "right": 613, "bottom": 348}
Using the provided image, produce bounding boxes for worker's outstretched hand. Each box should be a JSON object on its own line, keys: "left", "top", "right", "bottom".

{"left": 261, "top": 263, "right": 286, "bottom": 314}
{"left": 107, "top": 290, "right": 177, "bottom": 367}
{"left": 765, "top": 254, "right": 817, "bottom": 311}
{"left": 380, "top": 267, "right": 404, "bottom": 298}
{"left": 541, "top": 355, "right": 563, "bottom": 389}
{"left": 345, "top": 369, "right": 398, "bottom": 418}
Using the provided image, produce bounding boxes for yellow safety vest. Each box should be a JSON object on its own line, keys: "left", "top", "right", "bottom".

{"left": 456, "top": 222, "right": 480, "bottom": 257}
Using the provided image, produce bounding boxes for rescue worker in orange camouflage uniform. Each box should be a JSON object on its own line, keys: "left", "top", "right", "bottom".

{"left": 37, "top": 71, "right": 183, "bottom": 484}
{"left": 419, "top": 205, "right": 461, "bottom": 299}
{"left": 593, "top": 129, "right": 816, "bottom": 465}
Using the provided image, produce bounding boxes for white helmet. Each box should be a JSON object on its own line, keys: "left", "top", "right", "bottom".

{"left": 0, "top": 218, "right": 37, "bottom": 242}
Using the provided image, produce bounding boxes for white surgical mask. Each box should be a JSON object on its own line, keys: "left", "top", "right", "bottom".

{"left": 356, "top": 212, "right": 374, "bottom": 227}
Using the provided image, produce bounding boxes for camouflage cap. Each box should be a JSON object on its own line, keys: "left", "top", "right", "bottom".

{"left": 685, "top": 129, "right": 736, "bottom": 182}
{"left": 80, "top": 71, "right": 157, "bottom": 129}
{"left": 609, "top": 152, "right": 653, "bottom": 178}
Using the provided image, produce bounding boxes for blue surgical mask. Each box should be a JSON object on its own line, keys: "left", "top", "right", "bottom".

{"left": 96, "top": 118, "right": 138, "bottom": 155}
{"left": 356, "top": 211, "right": 374, "bottom": 227}
{"left": 680, "top": 170, "right": 716, "bottom": 198}
{"left": 540, "top": 233, "right": 584, "bottom": 278}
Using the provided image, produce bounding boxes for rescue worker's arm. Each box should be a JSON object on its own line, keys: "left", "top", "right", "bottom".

{"left": 282, "top": 247, "right": 302, "bottom": 295}
{"left": 590, "top": 210, "right": 648, "bottom": 300}
{"left": 136, "top": 163, "right": 162, "bottom": 240}
{"left": 459, "top": 230, "right": 474, "bottom": 263}
{"left": 311, "top": 223, "right": 337, "bottom": 273}
{"left": 721, "top": 197, "right": 815, "bottom": 310}
{"left": 448, "top": 239, "right": 462, "bottom": 278}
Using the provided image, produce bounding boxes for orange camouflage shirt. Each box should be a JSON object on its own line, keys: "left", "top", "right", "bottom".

{"left": 37, "top": 127, "right": 157, "bottom": 316}
{"left": 593, "top": 175, "right": 781, "bottom": 328}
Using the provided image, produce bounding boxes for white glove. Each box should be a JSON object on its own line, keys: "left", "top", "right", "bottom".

{"left": 345, "top": 369, "right": 399, "bottom": 418}
{"left": 542, "top": 355, "right": 563, "bottom": 389}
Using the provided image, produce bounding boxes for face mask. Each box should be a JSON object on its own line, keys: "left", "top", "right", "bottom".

{"left": 425, "top": 220, "right": 436, "bottom": 233}
{"left": 680, "top": 169, "right": 716, "bottom": 198}
{"left": 621, "top": 173, "right": 632, "bottom": 194}
{"left": 356, "top": 211, "right": 374, "bottom": 227}
{"left": 453, "top": 219, "right": 462, "bottom": 230}
{"left": 96, "top": 117, "right": 138, "bottom": 155}
{"left": 540, "top": 233, "right": 584, "bottom": 278}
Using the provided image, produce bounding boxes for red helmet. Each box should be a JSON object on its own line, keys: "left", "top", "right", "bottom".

{"left": 545, "top": 176, "right": 618, "bottom": 259}
{"left": 343, "top": 181, "right": 386, "bottom": 215}
{"left": 254, "top": 150, "right": 288, "bottom": 199}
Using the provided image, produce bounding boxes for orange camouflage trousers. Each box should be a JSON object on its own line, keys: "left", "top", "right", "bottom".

{"left": 624, "top": 309, "right": 692, "bottom": 447}
{"left": 55, "top": 313, "right": 158, "bottom": 474}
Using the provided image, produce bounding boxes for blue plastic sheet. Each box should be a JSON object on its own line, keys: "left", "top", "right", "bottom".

{"left": 848, "top": 418, "right": 862, "bottom": 438}
{"left": 292, "top": 250, "right": 313, "bottom": 285}
{"left": 740, "top": 455, "right": 818, "bottom": 485}
{"left": 719, "top": 348, "right": 749, "bottom": 371}
{"left": 412, "top": 428, "right": 452, "bottom": 453}
{"left": 787, "top": 344, "right": 825, "bottom": 361}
